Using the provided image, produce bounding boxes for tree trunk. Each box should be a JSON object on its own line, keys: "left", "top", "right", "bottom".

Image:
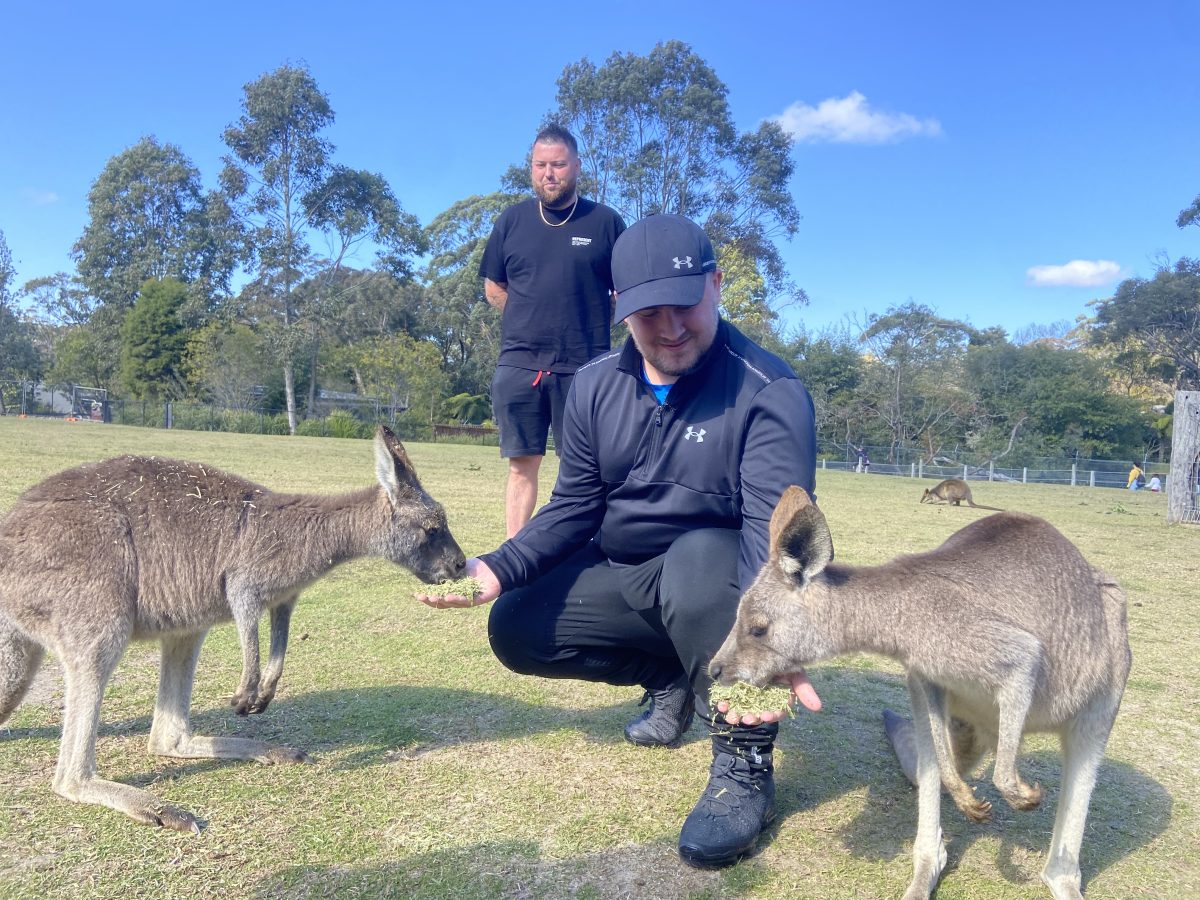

{"left": 305, "top": 336, "right": 319, "bottom": 419}
{"left": 284, "top": 363, "right": 298, "bottom": 436}
{"left": 1168, "top": 391, "right": 1200, "bottom": 525}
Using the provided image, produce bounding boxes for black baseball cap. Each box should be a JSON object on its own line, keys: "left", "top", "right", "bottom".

{"left": 611, "top": 214, "right": 717, "bottom": 321}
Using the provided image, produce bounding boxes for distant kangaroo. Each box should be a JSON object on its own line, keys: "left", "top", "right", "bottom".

{"left": 920, "top": 477, "right": 1002, "bottom": 510}
{"left": 0, "top": 426, "right": 466, "bottom": 833}
{"left": 709, "top": 487, "right": 1130, "bottom": 900}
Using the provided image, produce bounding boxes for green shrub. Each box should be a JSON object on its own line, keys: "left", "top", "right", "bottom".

{"left": 221, "top": 410, "right": 265, "bottom": 434}
{"left": 326, "top": 409, "right": 365, "bottom": 439}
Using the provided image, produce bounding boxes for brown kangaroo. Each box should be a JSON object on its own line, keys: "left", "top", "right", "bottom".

{"left": 709, "top": 486, "right": 1130, "bottom": 900}
{"left": 920, "top": 477, "right": 1002, "bottom": 510}
{"left": 0, "top": 426, "right": 466, "bottom": 832}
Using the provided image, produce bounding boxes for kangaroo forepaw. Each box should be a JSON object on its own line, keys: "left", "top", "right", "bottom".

{"left": 246, "top": 694, "right": 274, "bottom": 715}
{"left": 230, "top": 691, "right": 257, "bottom": 716}
{"left": 263, "top": 746, "right": 309, "bottom": 765}
{"left": 153, "top": 803, "right": 202, "bottom": 834}
{"left": 1003, "top": 780, "right": 1043, "bottom": 811}
{"left": 955, "top": 793, "right": 992, "bottom": 823}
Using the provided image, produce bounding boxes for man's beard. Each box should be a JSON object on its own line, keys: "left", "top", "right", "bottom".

{"left": 535, "top": 175, "right": 578, "bottom": 208}
{"left": 632, "top": 329, "right": 715, "bottom": 379}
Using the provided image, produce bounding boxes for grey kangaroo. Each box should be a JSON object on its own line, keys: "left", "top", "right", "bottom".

{"left": 920, "top": 477, "right": 1002, "bottom": 511}
{"left": 0, "top": 426, "right": 466, "bottom": 833}
{"left": 709, "top": 486, "right": 1130, "bottom": 900}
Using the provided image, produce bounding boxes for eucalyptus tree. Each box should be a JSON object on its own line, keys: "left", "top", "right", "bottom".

{"left": 1178, "top": 193, "right": 1200, "bottom": 230}
{"left": 966, "top": 341, "right": 1152, "bottom": 462}
{"left": 221, "top": 64, "right": 333, "bottom": 432}
{"left": 1090, "top": 258, "right": 1200, "bottom": 391}
{"left": 552, "top": 40, "right": 801, "bottom": 321}
{"left": 73, "top": 136, "right": 242, "bottom": 317}
{"left": 222, "top": 64, "right": 424, "bottom": 432}
{"left": 422, "top": 191, "right": 524, "bottom": 397}
{"left": 19, "top": 272, "right": 116, "bottom": 388}
{"left": 854, "top": 302, "right": 979, "bottom": 462}
{"left": 0, "top": 230, "right": 42, "bottom": 391}
{"left": 785, "top": 328, "right": 866, "bottom": 450}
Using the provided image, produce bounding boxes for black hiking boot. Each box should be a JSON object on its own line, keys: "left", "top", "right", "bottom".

{"left": 623, "top": 674, "right": 695, "bottom": 748}
{"left": 678, "top": 728, "right": 776, "bottom": 868}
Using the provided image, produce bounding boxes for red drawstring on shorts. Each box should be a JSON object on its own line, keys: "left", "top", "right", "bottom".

{"left": 531, "top": 370, "right": 551, "bottom": 386}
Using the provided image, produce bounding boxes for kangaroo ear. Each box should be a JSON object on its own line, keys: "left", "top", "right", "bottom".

{"left": 374, "top": 426, "right": 421, "bottom": 504}
{"left": 768, "top": 485, "right": 811, "bottom": 547}
{"left": 769, "top": 486, "right": 833, "bottom": 584}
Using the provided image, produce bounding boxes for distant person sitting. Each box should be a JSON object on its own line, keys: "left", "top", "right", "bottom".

{"left": 1127, "top": 463, "right": 1143, "bottom": 491}
{"left": 1148, "top": 475, "right": 1162, "bottom": 493}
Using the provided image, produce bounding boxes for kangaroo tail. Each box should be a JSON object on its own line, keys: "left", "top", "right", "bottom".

{"left": 968, "top": 502, "right": 1004, "bottom": 511}
{"left": 0, "top": 612, "right": 45, "bottom": 725}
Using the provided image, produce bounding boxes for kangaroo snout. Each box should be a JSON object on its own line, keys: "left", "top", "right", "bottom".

{"left": 432, "top": 553, "right": 468, "bottom": 584}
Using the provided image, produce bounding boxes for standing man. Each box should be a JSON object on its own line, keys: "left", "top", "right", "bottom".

{"left": 424, "top": 215, "right": 818, "bottom": 868}
{"left": 480, "top": 124, "right": 626, "bottom": 537}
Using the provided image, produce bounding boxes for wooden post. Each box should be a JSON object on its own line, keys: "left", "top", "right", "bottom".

{"left": 1168, "top": 391, "right": 1200, "bottom": 525}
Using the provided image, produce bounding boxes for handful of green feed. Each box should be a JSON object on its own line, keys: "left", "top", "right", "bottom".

{"left": 709, "top": 681, "right": 796, "bottom": 718}
{"left": 422, "top": 577, "right": 484, "bottom": 599}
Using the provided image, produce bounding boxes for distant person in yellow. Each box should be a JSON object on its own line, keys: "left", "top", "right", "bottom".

{"left": 1127, "top": 463, "right": 1144, "bottom": 490}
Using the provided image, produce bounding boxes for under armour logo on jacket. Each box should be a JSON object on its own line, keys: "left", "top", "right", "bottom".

{"left": 673, "top": 256, "right": 693, "bottom": 269}
{"left": 684, "top": 426, "right": 706, "bottom": 442}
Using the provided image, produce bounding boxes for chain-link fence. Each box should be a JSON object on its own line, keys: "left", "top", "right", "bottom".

{"left": 1, "top": 381, "right": 1169, "bottom": 483}
{"left": 816, "top": 442, "right": 1166, "bottom": 491}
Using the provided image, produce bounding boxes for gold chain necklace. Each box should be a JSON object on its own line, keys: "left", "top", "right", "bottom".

{"left": 539, "top": 195, "right": 579, "bottom": 227}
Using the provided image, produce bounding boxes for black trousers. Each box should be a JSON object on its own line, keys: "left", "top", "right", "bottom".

{"left": 487, "top": 528, "right": 742, "bottom": 708}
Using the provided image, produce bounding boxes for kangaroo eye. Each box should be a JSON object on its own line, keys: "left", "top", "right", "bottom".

{"left": 748, "top": 625, "right": 768, "bottom": 638}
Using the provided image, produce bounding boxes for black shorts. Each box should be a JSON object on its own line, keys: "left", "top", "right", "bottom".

{"left": 490, "top": 365, "right": 573, "bottom": 458}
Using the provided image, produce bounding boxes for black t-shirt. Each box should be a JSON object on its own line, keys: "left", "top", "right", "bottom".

{"left": 479, "top": 197, "right": 626, "bottom": 373}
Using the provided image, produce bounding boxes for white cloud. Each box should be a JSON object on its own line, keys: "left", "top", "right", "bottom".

{"left": 1026, "top": 260, "right": 1123, "bottom": 288}
{"left": 22, "top": 188, "right": 59, "bottom": 206}
{"left": 770, "top": 91, "right": 942, "bottom": 144}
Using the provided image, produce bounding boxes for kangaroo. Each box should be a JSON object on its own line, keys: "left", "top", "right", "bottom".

{"left": 0, "top": 426, "right": 466, "bottom": 833}
{"left": 920, "top": 477, "right": 1002, "bottom": 511}
{"left": 709, "top": 486, "right": 1130, "bottom": 900}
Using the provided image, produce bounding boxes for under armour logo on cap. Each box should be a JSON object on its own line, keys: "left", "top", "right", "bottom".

{"left": 673, "top": 256, "right": 693, "bottom": 269}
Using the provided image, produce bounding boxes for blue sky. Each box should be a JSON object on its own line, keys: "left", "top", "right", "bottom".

{"left": 2, "top": 1, "right": 1197, "bottom": 339}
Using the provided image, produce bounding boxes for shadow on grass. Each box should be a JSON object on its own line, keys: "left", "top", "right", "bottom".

{"left": 252, "top": 838, "right": 742, "bottom": 900}
{"left": 2, "top": 663, "right": 1169, "bottom": 896}
{"left": 1, "top": 680, "right": 699, "bottom": 784}
{"left": 766, "top": 665, "right": 1170, "bottom": 893}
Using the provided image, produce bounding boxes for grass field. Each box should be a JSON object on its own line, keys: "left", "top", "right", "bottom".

{"left": 0, "top": 416, "right": 1196, "bottom": 899}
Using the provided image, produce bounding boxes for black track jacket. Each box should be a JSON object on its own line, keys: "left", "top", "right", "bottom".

{"left": 480, "top": 320, "right": 817, "bottom": 594}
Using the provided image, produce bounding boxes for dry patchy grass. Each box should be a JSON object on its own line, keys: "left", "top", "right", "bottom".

{"left": 0, "top": 417, "right": 1196, "bottom": 898}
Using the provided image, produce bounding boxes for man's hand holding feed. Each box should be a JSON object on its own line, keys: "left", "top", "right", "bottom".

{"left": 417, "top": 558, "right": 501, "bottom": 609}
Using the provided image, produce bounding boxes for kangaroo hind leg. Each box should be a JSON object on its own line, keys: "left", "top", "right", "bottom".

{"left": 992, "top": 636, "right": 1044, "bottom": 811}
{"left": 1040, "top": 704, "right": 1116, "bottom": 900}
{"left": 902, "top": 675, "right": 948, "bottom": 900}
{"left": 149, "top": 632, "right": 307, "bottom": 766}
{"left": 52, "top": 632, "right": 198, "bottom": 832}
{"left": 0, "top": 615, "right": 45, "bottom": 723}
